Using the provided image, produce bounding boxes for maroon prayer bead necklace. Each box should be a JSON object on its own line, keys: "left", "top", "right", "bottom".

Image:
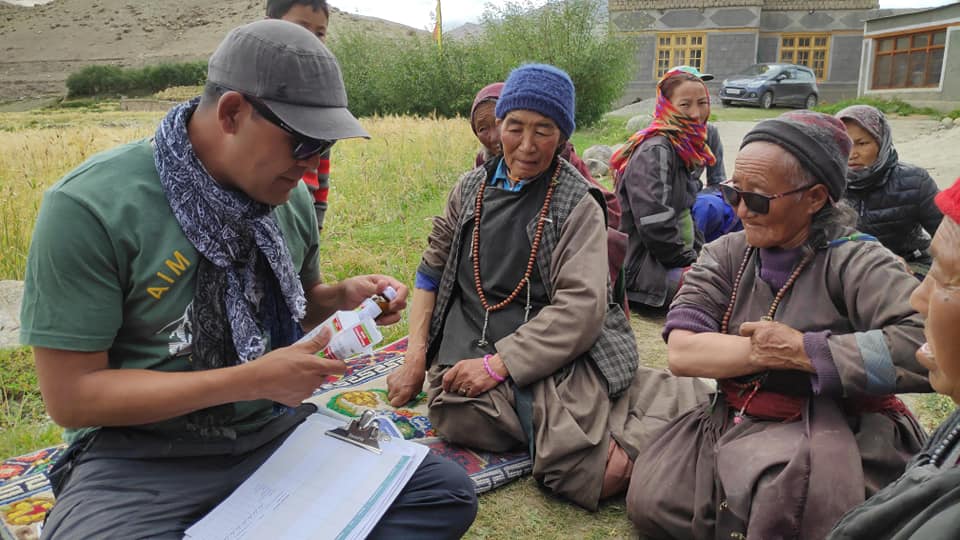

{"left": 472, "top": 164, "right": 561, "bottom": 347}
{"left": 720, "top": 246, "right": 815, "bottom": 334}
{"left": 721, "top": 246, "right": 814, "bottom": 425}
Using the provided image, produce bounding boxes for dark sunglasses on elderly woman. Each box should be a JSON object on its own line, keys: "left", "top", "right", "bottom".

{"left": 719, "top": 182, "right": 815, "bottom": 215}
{"left": 243, "top": 95, "right": 335, "bottom": 161}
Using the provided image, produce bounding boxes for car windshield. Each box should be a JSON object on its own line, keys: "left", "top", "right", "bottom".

{"left": 736, "top": 65, "right": 780, "bottom": 79}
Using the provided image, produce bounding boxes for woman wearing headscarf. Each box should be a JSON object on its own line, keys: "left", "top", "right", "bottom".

{"left": 386, "top": 64, "right": 707, "bottom": 510}
{"left": 626, "top": 111, "right": 931, "bottom": 539}
{"left": 828, "top": 177, "right": 960, "bottom": 539}
{"left": 469, "top": 81, "right": 628, "bottom": 296}
{"left": 611, "top": 67, "right": 716, "bottom": 309}
{"left": 836, "top": 105, "right": 942, "bottom": 276}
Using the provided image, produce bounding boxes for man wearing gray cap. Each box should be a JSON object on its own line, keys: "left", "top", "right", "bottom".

{"left": 20, "top": 20, "right": 477, "bottom": 538}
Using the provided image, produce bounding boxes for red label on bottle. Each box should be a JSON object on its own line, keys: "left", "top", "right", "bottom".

{"left": 332, "top": 316, "right": 343, "bottom": 332}
{"left": 353, "top": 325, "right": 372, "bottom": 348}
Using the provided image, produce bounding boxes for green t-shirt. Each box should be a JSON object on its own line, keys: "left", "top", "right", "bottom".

{"left": 20, "top": 139, "right": 321, "bottom": 443}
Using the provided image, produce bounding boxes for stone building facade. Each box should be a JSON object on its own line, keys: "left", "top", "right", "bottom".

{"left": 858, "top": 3, "right": 960, "bottom": 112}
{"left": 608, "top": 0, "right": 882, "bottom": 103}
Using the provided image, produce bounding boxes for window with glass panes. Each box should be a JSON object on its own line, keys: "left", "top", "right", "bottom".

{"left": 872, "top": 28, "right": 947, "bottom": 89}
{"left": 655, "top": 33, "right": 706, "bottom": 79}
{"left": 779, "top": 34, "right": 830, "bottom": 79}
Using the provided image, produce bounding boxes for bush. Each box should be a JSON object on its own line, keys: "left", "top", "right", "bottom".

{"left": 66, "top": 61, "right": 207, "bottom": 98}
{"left": 814, "top": 96, "right": 947, "bottom": 118}
{"left": 330, "top": 0, "right": 634, "bottom": 126}
{"left": 476, "top": 0, "right": 635, "bottom": 126}
{"left": 65, "top": 65, "right": 133, "bottom": 97}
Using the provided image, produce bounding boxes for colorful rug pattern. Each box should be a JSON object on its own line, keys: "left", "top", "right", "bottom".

{"left": 0, "top": 446, "right": 64, "bottom": 540}
{"left": 306, "top": 337, "right": 532, "bottom": 493}
{"left": 0, "top": 338, "right": 531, "bottom": 538}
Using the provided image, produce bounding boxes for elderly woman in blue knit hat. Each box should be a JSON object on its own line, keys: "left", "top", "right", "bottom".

{"left": 386, "top": 63, "right": 707, "bottom": 510}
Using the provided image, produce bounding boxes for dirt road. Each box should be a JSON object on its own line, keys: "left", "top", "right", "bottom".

{"left": 713, "top": 118, "right": 957, "bottom": 189}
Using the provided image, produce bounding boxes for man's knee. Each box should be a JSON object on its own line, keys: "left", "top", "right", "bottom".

{"left": 370, "top": 453, "right": 478, "bottom": 539}
{"left": 419, "top": 454, "right": 478, "bottom": 536}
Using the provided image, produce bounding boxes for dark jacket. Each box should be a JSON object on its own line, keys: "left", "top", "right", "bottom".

{"left": 616, "top": 135, "right": 701, "bottom": 307}
{"left": 844, "top": 161, "right": 942, "bottom": 262}
{"left": 828, "top": 409, "right": 960, "bottom": 540}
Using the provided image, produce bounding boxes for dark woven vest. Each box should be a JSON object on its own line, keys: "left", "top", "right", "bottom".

{"left": 427, "top": 158, "right": 639, "bottom": 397}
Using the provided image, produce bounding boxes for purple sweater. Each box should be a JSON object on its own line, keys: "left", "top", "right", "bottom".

{"left": 664, "top": 247, "right": 841, "bottom": 396}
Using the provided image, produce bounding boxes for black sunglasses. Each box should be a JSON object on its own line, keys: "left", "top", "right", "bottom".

{"left": 719, "top": 182, "right": 815, "bottom": 215}
{"left": 243, "top": 95, "right": 335, "bottom": 161}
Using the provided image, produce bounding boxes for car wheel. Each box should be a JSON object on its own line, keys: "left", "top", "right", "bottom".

{"left": 760, "top": 91, "right": 774, "bottom": 109}
{"left": 721, "top": 99, "right": 732, "bottom": 106}
{"left": 804, "top": 94, "right": 818, "bottom": 109}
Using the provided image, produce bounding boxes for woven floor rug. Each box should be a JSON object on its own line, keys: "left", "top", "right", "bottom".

{"left": 0, "top": 446, "right": 63, "bottom": 539}
{"left": 0, "top": 338, "right": 531, "bottom": 539}
{"left": 306, "top": 337, "right": 532, "bottom": 493}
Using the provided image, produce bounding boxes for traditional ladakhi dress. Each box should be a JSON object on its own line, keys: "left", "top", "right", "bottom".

{"left": 417, "top": 157, "right": 708, "bottom": 510}
{"left": 626, "top": 226, "right": 931, "bottom": 539}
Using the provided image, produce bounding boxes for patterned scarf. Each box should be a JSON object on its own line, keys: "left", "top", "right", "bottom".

{"left": 610, "top": 69, "right": 716, "bottom": 179}
{"left": 154, "top": 98, "right": 306, "bottom": 369}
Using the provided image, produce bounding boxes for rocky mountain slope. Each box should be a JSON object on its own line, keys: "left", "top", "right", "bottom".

{"left": 0, "top": 0, "right": 425, "bottom": 100}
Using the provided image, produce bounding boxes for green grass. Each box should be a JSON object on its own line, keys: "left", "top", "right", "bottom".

{"left": 911, "top": 393, "right": 957, "bottom": 433}
{"left": 0, "top": 347, "right": 62, "bottom": 459}
{"left": 813, "top": 96, "right": 960, "bottom": 118}
{"left": 466, "top": 477, "right": 634, "bottom": 539}
{"left": 571, "top": 115, "right": 632, "bottom": 153}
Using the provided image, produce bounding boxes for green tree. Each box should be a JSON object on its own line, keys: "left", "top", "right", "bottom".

{"left": 330, "top": 0, "right": 633, "bottom": 126}
{"left": 477, "top": 0, "right": 634, "bottom": 126}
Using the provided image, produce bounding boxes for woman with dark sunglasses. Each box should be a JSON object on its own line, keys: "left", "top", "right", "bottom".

{"left": 626, "top": 111, "right": 931, "bottom": 540}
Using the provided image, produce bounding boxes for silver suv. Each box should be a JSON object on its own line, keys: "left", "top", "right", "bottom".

{"left": 720, "top": 63, "right": 819, "bottom": 109}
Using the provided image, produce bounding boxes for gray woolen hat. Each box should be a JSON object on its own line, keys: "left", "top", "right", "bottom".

{"left": 740, "top": 110, "right": 852, "bottom": 202}
{"left": 207, "top": 19, "right": 369, "bottom": 141}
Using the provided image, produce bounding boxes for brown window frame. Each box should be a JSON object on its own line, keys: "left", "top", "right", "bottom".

{"left": 779, "top": 33, "right": 831, "bottom": 80}
{"left": 654, "top": 32, "right": 706, "bottom": 80}
{"left": 872, "top": 27, "right": 947, "bottom": 90}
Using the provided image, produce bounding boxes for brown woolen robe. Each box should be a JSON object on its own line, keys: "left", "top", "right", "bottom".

{"left": 422, "top": 164, "right": 707, "bottom": 510}
{"left": 626, "top": 229, "right": 931, "bottom": 540}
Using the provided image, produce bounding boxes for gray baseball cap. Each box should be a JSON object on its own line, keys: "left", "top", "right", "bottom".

{"left": 207, "top": 19, "right": 369, "bottom": 141}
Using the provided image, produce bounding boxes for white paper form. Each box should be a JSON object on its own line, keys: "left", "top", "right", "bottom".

{"left": 184, "top": 414, "right": 428, "bottom": 540}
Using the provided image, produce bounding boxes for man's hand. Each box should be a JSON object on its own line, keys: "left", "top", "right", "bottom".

{"left": 338, "top": 275, "right": 409, "bottom": 325}
{"left": 249, "top": 327, "right": 347, "bottom": 406}
{"left": 739, "top": 320, "right": 814, "bottom": 373}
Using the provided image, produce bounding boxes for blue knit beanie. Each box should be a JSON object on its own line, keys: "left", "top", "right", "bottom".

{"left": 495, "top": 64, "right": 576, "bottom": 139}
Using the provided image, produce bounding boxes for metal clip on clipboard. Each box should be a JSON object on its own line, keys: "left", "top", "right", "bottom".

{"left": 325, "top": 409, "right": 383, "bottom": 454}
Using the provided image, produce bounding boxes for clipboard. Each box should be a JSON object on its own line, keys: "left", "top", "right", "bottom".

{"left": 325, "top": 409, "right": 384, "bottom": 454}
{"left": 184, "top": 413, "right": 428, "bottom": 540}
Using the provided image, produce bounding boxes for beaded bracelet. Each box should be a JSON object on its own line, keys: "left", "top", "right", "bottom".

{"left": 483, "top": 354, "right": 507, "bottom": 383}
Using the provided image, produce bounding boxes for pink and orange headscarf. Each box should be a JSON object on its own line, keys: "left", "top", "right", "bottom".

{"left": 610, "top": 68, "right": 716, "bottom": 178}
